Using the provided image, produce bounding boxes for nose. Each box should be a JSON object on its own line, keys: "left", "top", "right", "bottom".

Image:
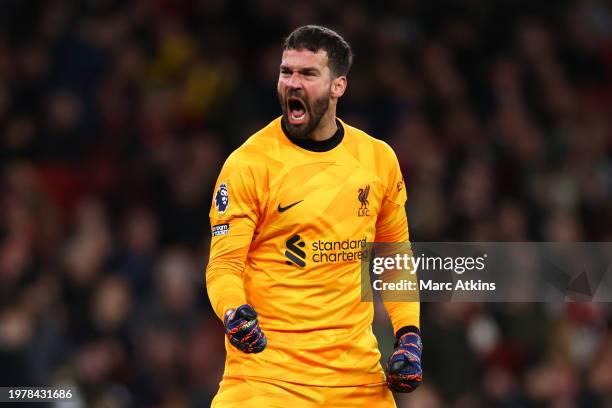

{"left": 286, "top": 72, "right": 303, "bottom": 90}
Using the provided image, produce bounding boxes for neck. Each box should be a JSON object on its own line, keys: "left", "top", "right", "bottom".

{"left": 307, "top": 104, "right": 337, "bottom": 141}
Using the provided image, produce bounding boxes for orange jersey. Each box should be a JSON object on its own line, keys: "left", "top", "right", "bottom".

{"left": 206, "top": 117, "right": 419, "bottom": 386}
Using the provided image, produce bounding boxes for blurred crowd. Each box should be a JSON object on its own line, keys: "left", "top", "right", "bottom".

{"left": 1, "top": 0, "right": 611, "bottom": 406}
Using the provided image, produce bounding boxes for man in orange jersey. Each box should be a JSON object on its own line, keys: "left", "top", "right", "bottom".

{"left": 206, "top": 25, "right": 422, "bottom": 407}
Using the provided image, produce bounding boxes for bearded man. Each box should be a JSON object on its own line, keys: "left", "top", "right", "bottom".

{"left": 206, "top": 25, "right": 422, "bottom": 408}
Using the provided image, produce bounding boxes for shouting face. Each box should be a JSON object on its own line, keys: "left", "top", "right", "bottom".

{"left": 277, "top": 48, "right": 335, "bottom": 139}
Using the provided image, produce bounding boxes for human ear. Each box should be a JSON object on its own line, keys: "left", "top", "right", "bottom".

{"left": 331, "top": 76, "right": 347, "bottom": 98}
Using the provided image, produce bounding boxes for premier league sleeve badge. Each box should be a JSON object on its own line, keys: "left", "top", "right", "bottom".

{"left": 215, "top": 182, "right": 229, "bottom": 214}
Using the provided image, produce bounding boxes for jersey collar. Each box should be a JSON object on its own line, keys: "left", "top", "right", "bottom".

{"left": 281, "top": 118, "right": 344, "bottom": 152}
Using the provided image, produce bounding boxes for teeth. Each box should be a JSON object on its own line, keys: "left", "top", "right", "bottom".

{"left": 291, "top": 112, "right": 306, "bottom": 120}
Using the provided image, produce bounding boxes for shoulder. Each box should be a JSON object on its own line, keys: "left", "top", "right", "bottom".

{"left": 341, "top": 120, "right": 399, "bottom": 164}
{"left": 224, "top": 118, "right": 281, "bottom": 169}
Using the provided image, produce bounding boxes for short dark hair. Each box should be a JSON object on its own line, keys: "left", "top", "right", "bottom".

{"left": 283, "top": 25, "right": 353, "bottom": 77}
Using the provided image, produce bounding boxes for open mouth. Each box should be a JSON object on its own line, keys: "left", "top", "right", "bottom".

{"left": 287, "top": 97, "right": 307, "bottom": 125}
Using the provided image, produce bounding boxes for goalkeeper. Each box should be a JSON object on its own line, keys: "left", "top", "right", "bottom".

{"left": 206, "top": 25, "right": 421, "bottom": 407}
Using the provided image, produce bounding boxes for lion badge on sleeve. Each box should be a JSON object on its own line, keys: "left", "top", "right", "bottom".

{"left": 215, "top": 182, "right": 229, "bottom": 214}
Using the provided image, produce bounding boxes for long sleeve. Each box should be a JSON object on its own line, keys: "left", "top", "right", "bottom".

{"left": 205, "top": 152, "right": 261, "bottom": 321}
{"left": 375, "top": 145, "right": 420, "bottom": 334}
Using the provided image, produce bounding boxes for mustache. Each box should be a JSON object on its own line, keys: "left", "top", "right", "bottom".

{"left": 285, "top": 89, "right": 306, "bottom": 100}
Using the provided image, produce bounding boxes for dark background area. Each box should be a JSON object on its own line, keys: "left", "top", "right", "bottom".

{"left": 1, "top": 0, "right": 611, "bottom": 406}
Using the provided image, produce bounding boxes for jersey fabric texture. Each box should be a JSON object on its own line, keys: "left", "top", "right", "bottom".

{"left": 206, "top": 116, "right": 419, "bottom": 388}
{"left": 211, "top": 376, "right": 396, "bottom": 408}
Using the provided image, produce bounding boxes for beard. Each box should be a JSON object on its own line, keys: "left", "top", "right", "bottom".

{"left": 278, "top": 89, "right": 330, "bottom": 139}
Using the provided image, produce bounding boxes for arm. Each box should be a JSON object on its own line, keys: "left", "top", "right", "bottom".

{"left": 375, "top": 145, "right": 422, "bottom": 393}
{"left": 206, "top": 154, "right": 258, "bottom": 320}
{"left": 205, "top": 154, "right": 267, "bottom": 353}
{"left": 375, "top": 146, "right": 420, "bottom": 335}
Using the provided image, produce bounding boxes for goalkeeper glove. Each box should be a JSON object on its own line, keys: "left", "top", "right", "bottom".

{"left": 386, "top": 326, "right": 423, "bottom": 393}
{"left": 224, "top": 304, "right": 267, "bottom": 353}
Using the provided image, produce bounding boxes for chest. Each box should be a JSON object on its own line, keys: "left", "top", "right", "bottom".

{"left": 260, "top": 160, "right": 384, "bottom": 234}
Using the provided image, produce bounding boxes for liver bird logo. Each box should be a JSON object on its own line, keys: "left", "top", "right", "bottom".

{"left": 358, "top": 185, "right": 370, "bottom": 215}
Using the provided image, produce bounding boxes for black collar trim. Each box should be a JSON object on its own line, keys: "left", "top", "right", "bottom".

{"left": 281, "top": 118, "right": 344, "bottom": 152}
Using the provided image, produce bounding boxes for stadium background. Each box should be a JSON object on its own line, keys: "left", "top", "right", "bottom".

{"left": 1, "top": 0, "right": 612, "bottom": 406}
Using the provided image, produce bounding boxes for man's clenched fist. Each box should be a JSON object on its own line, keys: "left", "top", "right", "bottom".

{"left": 386, "top": 327, "right": 423, "bottom": 393}
{"left": 224, "top": 304, "right": 267, "bottom": 353}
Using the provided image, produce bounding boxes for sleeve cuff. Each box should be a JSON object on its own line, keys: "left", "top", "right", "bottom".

{"left": 395, "top": 325, "right": 421, "bottom": 345}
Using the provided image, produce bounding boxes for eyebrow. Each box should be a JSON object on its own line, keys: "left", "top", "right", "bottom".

{"left": 280, "top": 65, "right": 320, "bottom": 75}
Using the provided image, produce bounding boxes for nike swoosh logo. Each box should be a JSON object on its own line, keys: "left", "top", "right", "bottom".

{"left": 278, "top": 200, "right": 303, "bottom": 213}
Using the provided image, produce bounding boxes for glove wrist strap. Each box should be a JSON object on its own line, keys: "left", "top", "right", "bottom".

{"left": 224, "top": 308, "right": 236, "bottom": 326}
{"left": 394, "top": 325, "right": 421, "bottom": 347}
